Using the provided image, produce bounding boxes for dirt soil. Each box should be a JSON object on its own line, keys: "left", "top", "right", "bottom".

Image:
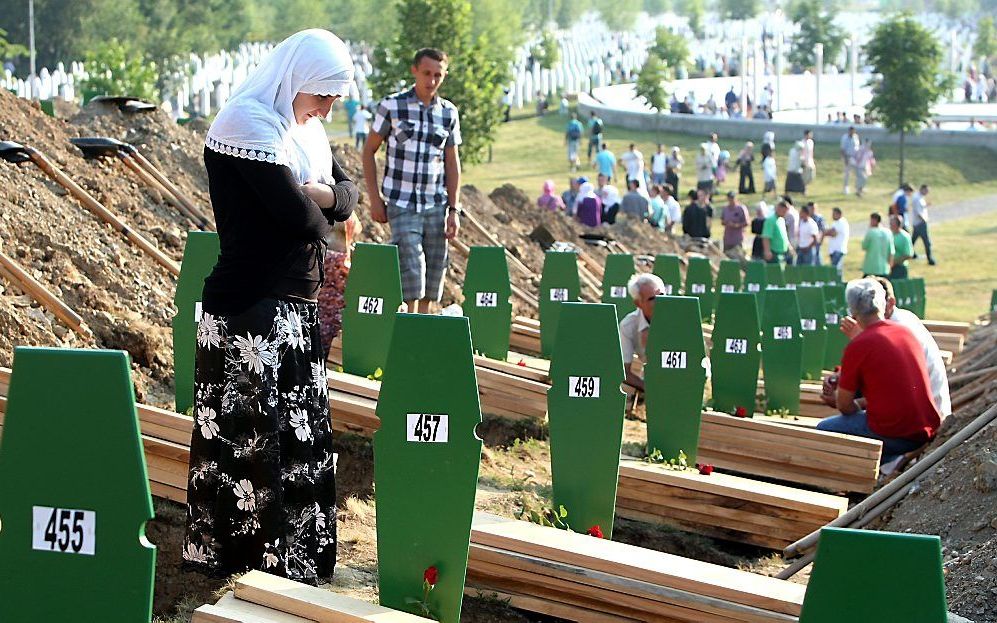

{"left": 878, "top": 318, "right": 997, "bottom": 623}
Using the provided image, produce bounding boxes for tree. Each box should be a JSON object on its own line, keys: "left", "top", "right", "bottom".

{"left": 0, "top": 27, "right": 28, "bottom": 65}
{"left": 975, "top": 16, "right": 997, "bottom": 64}
{"left": 787, "top": 0, "right": 845, "bottom": 70}
{"left": 677, "top": 0, "right": 705, "bottom": 39}
{"left": 644, "top": 0, "right": 671, "bottom": 14}
{"left": 864, "top": 14, "right": 952, "bottom": 185}
{"left": 592, "top": 0, "right": 641, "bottom": 30}
{"left": 371, "top": 0, "right": 510, "bottom": 165}
{"left": 650, "top": 26, "right": 690, "bottom": 75}
{"left": 532, "top": 30, "right": 560, "bottom": 71}
{"left": 634, "top": 53, "right": 670, "bottom": 111}
{"left": 79, "top": 38, "right": 158, "bottom": 102}
{"left": 717, "top": 0, "right": 759, "bottom": 20}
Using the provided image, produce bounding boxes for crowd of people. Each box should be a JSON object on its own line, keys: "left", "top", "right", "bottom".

{"left": 543, "top": 121, "right": 940, "bottom": 275}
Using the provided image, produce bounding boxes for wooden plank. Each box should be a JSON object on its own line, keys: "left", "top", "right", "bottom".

{"left": 468, "top": 560, "right": 737, "bottom": 623}
{"left": 699, "top": 426, "right": 880, "bottom": 477}
{"left": 694, "top": 448, "right": 875, "bottom": 493}
{"left": 702, "top": 411, "right": 883, "bottom": 459}
{"left": 234, "top": 570, "right": 428, "bottom": 622}
{"left": 327, "top": 371, "right": 380, "bottom": 400}
{"left": 193, "top": 592, "right": 317, "bottom": 623}
{"left": 465, "top": 586, "right": 642, "bottom": 623}
{"left": 469, "top": 544, "right": 798, "bottom": 623}
{"left": 470, "top": 513, "right": 805, "bottom": 616}
{"left": 618, "top": 460, "right": 848, "bottom": 516}
{"left": 921, "top": 320, "right": 970, "bottom": 336}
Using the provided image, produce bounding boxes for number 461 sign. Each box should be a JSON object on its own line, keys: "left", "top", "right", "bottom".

{"left": 32, "top": 506, "right": 96, "bottom": 555}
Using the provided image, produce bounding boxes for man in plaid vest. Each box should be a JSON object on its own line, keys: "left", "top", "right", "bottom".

{"left": 362, "top": 47, "right": 462, "bottom": 313}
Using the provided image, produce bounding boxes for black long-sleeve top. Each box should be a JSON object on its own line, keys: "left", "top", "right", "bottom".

{"left": 201, "top": 147, "right": 358, "bottom": 316}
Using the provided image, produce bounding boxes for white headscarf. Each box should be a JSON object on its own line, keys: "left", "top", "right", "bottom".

{"left": 206, "top": 29, "right": 354, "bottom": 176}
{"left": 574, "top": 182, "right": 595, "bottom": 213}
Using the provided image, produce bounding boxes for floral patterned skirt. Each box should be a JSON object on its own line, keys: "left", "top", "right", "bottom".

{"left": 183, "top": 297, "right": 336, "bottom": 584}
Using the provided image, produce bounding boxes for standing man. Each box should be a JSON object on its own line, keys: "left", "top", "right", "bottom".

{"left": 840, "top": 126, "right": 860, "bottom": 194}
{"left": 363, "top": 48, "right": 462, "bottom": 314}
{"left": 860, "top": 213, "right": 894, "bottom": 278}
{"left": 351, "top": 104, "right": 372, "bottom": 150}
{"left": 651, "top": 144, "right": 668, "bottom": 185}
{"left": 343, "top": 92, "right": 360, "bottom": 138}
{"left": 620, "top": 143, "right": 646, "bottom": 186}
{"left": 706, "top": 133, "right": 722, "bottom": 180}
{"left": 594, "top": 142, "right": 617, "bottom": 182}
{"left": 761, "top": 200, "right": 791, "bottom": 264}
{"left": 801, "top": 129, "right": 816, "bottom": 185}
{"left": 796, "top": 205, "right": 821, "bottom": 265}
{"left": 682, "top": 188, "right": 713, "bottom": 239}
{"left": 565, "top": 112, "right": 584, "bottom": 172}
{"left": 889, "top": 215, "right": 913, "bottom": 279}
{"left": 808, "top": 202, "right": 827, "bottom": 265}
{"left": 910, "top": 184, "right": 936, "bottom": 265}
{"left": 824, "top": 207, "right": 850, "bottom": 276}
{"left": 720, "top": 191, "right": 749, "bottom": 253}
{"left": 587, "top": 111, "right": 604, "bottom": 161}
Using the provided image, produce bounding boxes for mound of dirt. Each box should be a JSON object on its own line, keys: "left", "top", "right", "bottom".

{"left": 879, "top": 319, "right": 997, "bottom": 622}
{"left": 0, "top": 90, "right": 211, "bottom": 406}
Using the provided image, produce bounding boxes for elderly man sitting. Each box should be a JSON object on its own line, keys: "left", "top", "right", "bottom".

{"left": 816, "top": 278, "right": 941, "bottom": 462}
{"left": 619, "top": 273, "right": 667, "bottom": 391}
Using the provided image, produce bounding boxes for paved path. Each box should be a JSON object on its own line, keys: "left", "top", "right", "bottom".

{"left": 848, "top": 193, "right": 997, "bottom": 238}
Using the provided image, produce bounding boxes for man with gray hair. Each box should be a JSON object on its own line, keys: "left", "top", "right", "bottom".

{"left": 619, "top": 272, "right": 667, "bottom": 391}
{"left": 816, "top": 278, "right": 941, "bottom": 462}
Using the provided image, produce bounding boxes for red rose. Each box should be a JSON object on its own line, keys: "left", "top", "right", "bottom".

{"left": 517, "top": 360, "right": 527, "bottom": 367}
{"left": 734, "top": 406, "right": 748, "bottom": 418}
{"left": 423, "top": 566, "right": 438, "bottom": 586}
{"left": 698, "top": 464, "right": 714, "bottom": 475}
{"left": 586, "top": 525, "right": 604, "bottom": 539}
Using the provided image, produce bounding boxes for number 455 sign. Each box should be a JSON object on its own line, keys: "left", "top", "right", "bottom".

{"left": 32, "top": 506, "right": 96, "bottom": 555}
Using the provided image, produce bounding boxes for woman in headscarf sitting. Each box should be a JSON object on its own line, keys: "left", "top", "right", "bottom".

{"left": 537, "top": 179, "right": 566, "bottom": 211}
{"left": 185, "top": 29, "right": 359, "bottom": 584}
{"left": 575, "top": 181, "right": 602, "bottom": 227}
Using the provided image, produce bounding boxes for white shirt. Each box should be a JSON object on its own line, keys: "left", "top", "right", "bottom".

{"left": 665, "top": 195, "right": 682, "bottom": 225}
{"left": 802, "top": 138, "right": 815, "bottom": 168}
{"left": 890, "top": 308, "right": 952, "bottom": 418}
{"left": 351, "top": 108, "right": 372, "bottom": 134}
{"left": 911, "top": 193, "right": 929, "bottom": 226}
{"left": 840, "top": 133, "right": 860, "bottom": 158}
{"left": 797, "top": 217, "right": 819, "bottom": 249}
{"left": 651, "top": 152, "right": 668, "bottom": 174}
{"left": 619, "top": 308, "right": 650, "bottom": 367}
{"left": 707, "top": 141, "right": 721, "bottom": 168}
{"left": 826, "top": 217, "right": 850, "bottom": 254}
{"left": 621, "top": 149, "right": 645, "bottom": 179}
{"left": 762, "top": 155, "right": 777, "bottom": 181}
{"left": 784, "top": 206, "right": 800, "bottom": 246}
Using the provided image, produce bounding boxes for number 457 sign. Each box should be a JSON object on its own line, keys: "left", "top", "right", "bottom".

{"left": 32, "top": 506, "right": 96, "bottom": 555}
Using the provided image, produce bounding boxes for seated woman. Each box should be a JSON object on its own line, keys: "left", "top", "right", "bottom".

{"left": 816, "top": 278, "right": 940, "bottom": 463}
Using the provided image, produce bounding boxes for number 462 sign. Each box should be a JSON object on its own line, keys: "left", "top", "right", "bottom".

{"left": 32, "top": 506, "right": 96, "bottom": 555}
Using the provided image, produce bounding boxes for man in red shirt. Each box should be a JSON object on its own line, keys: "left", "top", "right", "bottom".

{"left": 816, "top": 278, "right": 940, "bottom": 461}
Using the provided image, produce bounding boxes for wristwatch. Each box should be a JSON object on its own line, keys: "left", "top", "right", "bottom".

{"left": 446, "top": 204, "right": 460, "bottom": 214}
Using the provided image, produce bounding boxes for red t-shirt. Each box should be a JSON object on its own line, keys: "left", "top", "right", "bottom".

{"left": 838, "top": 320, "right": 940, "bottom": 442}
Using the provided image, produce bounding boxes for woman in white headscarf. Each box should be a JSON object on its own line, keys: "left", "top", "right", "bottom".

{"left": 185, "top": 29, "right": 358, "bottom": 584}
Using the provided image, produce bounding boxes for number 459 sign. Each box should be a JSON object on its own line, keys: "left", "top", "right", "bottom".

{"left": 32, "top": 506, "right": 96, "bottom": 555}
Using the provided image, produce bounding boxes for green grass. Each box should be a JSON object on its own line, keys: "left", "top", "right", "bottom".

{"left": 462, "top": 113, "right": 997, "bottom": 322}
{"left": 858, "top": 212, "right": 997, "bottom": 322}
{"left": 464, "top": 113, "right": 997, "bottom": 213}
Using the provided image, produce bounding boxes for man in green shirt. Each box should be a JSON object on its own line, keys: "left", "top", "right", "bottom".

{"left": 889, "top": 214, "right": 913, "bottom": 279}
{"left": 861, "top": 212, "right": 895, "bottom": 277}
{"left": 761, "top": 200, "right": 791, "bottom": 264}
